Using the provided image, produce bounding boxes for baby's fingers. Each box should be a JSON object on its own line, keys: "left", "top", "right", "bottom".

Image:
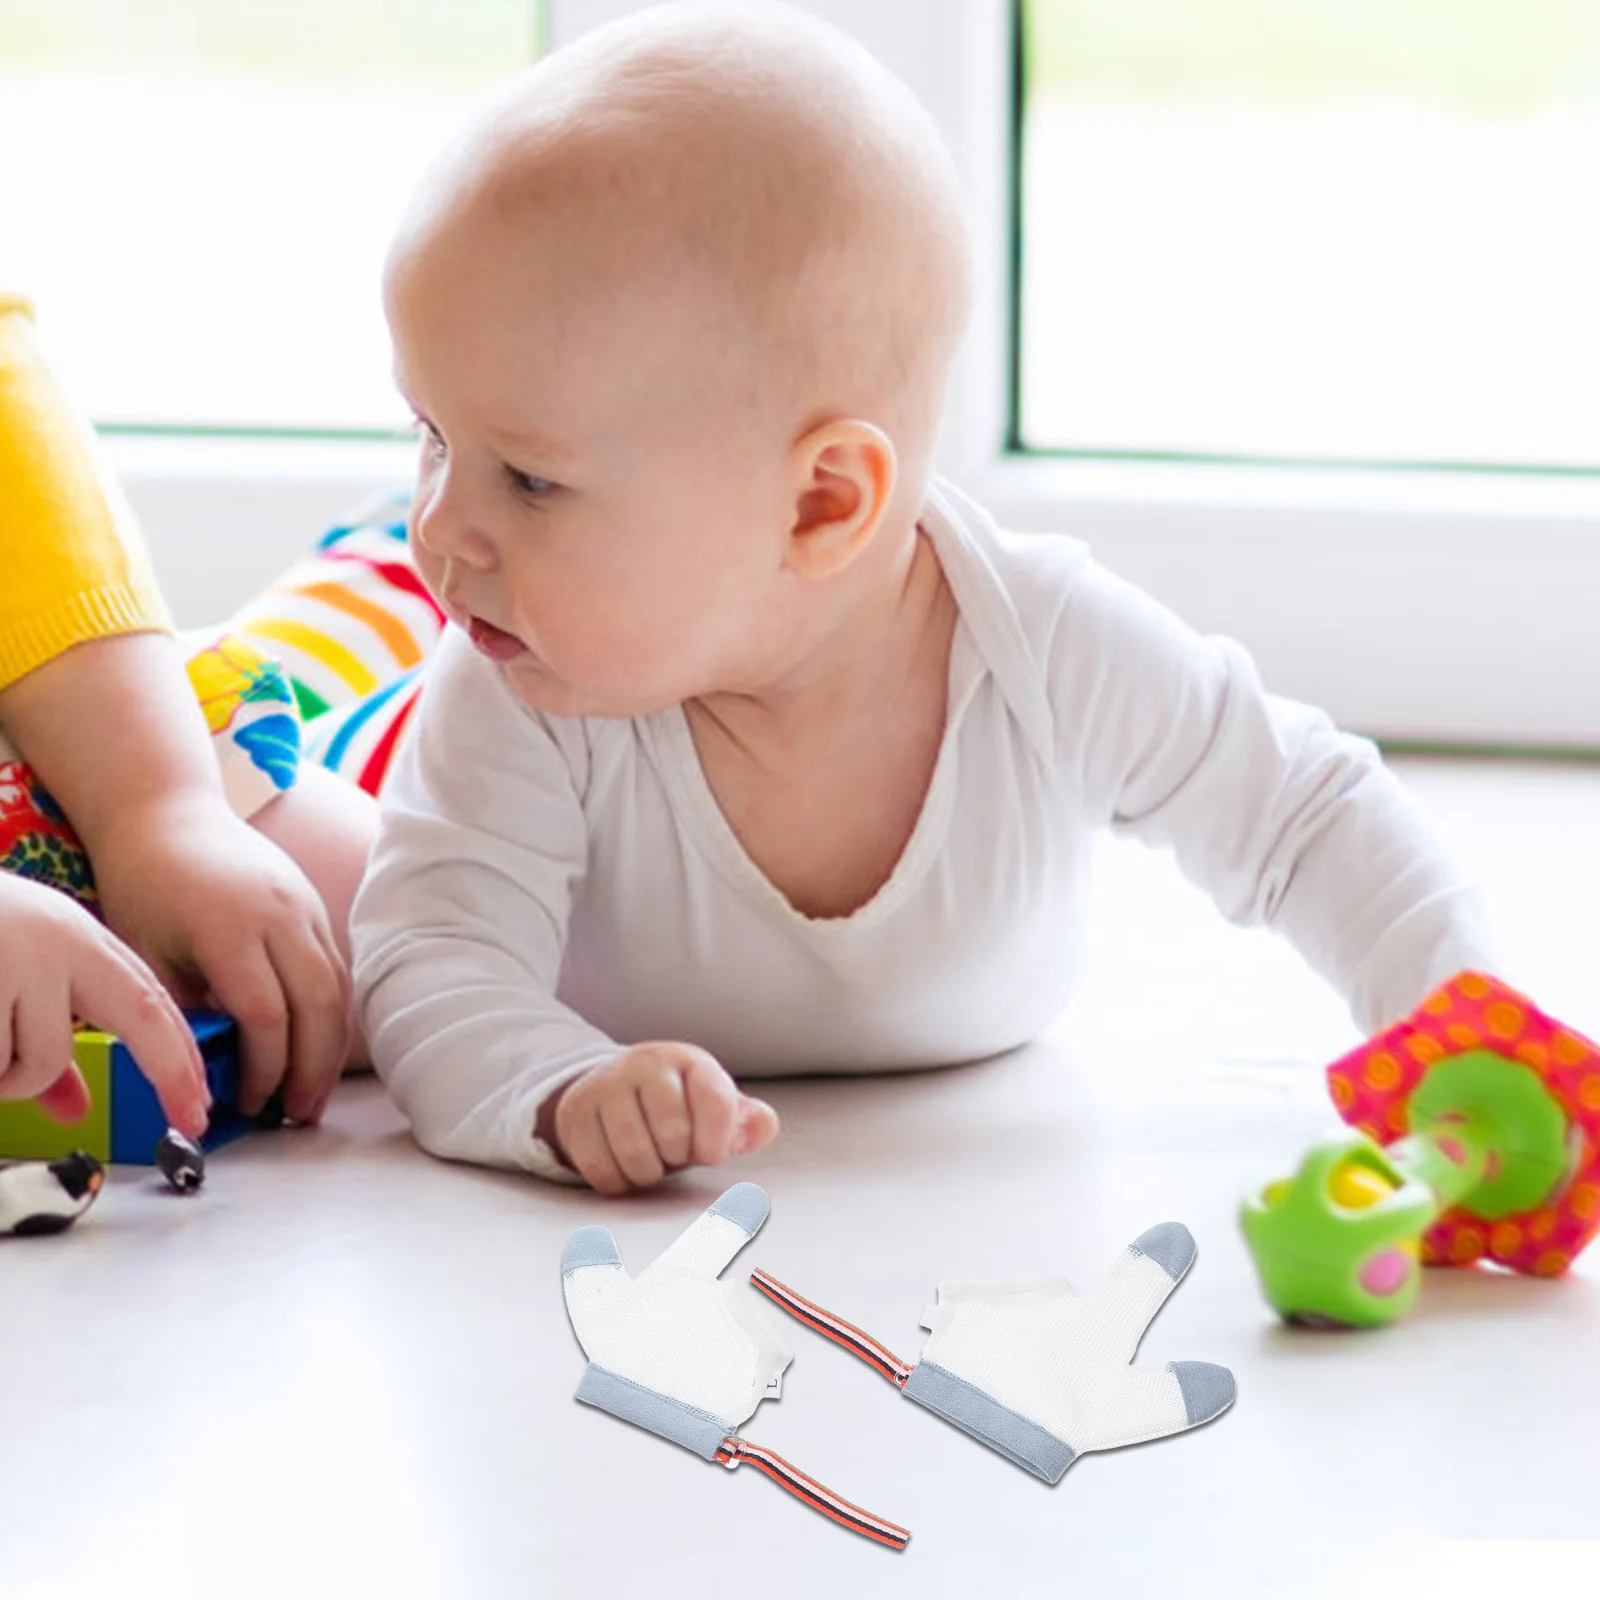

{"left": 636, "top": 1064, "right": 693, "bottom": 1170}
{"left": 731, "top": 1093, "right": 779, "bottom": 1156}
{"left": 599, "top": 1089, "right": 667, "bottom": 1189}
{"left": 682, "top": 1054, "right": 743, "bottom": 1166}
{"left": 556, "top": 1091, "right": 630, "bottom": 1196}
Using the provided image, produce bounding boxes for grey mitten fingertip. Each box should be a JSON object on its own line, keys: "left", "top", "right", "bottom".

{"left": 1169, "top": 1360, "right": 1236, "bottom": 1426}
{"left": 1130, "top": 1221, "right": 1196, "bottom": 1281}
{"left": 564, "top": 1224, "right": 622, "bottom": 1273}
{"left": 708, "top": 1181, "right": 768, "bottom": 1235}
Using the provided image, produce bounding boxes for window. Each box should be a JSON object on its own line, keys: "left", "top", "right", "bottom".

{"left": 38, "top": 0, "right": 1597, "bottom": 743}
{"left": 1015, "top": 1, "right": 1600, "bottom": 472}
{"left": 0, "top": 0, "right": 542, "bottom": 433}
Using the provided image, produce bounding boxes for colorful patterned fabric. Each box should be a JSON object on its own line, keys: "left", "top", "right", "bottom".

{"left": 0, "top": 493, "right": 435, "bottom": 905}
{"left": 0, "top": 628, "right": 305, "bottom": 906}
{"left": 303, "top": 662, "right": 426, "bottom": 798}
{"left": 181, "top": 631, "right": 304, "bottom": 820}
{"left": 0, "top": 758, "right": 96, "bottom": 908}
{"left": 229, "top": 492, "right": 439, "bottom": 797}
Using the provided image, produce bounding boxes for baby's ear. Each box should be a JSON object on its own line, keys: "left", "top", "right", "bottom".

{"left": 784, "top": 418, "right": 898, "bottom": 580}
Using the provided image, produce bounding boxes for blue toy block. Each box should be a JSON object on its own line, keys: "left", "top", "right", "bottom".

{"left": 108, "top": 1010, "right": 254, "bottom": 1163}
{"left": 0, "top": 1008, "right": 255, "bottom": 1164}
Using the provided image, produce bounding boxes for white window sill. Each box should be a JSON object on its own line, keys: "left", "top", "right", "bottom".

{"left": 106, "top": 427, "right": 1600, "bottom": 751}
{"left": 105, "top": 431, "right": 415, "bottom": 631}
{"left": 971, "top": 451, "right": 1600, "bottom": 750}
{"left": 978, "top": 449, "right": 1600, "bottom": 524}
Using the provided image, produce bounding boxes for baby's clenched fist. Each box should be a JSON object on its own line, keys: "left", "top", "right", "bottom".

{"left": 538, "top": 1041, "right": 778, "bottom": 1195}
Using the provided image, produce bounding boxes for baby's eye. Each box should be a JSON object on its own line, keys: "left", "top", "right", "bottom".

{"left": 410, "top": 417, "right": 447, "bottom": 462}
{"left": 505, "top": 464, "right": 558, "bottom": 499}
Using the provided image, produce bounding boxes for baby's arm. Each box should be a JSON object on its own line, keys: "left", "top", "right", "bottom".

{"left": 352, "top": 630, "right": 774, "bottom": 1190}
{"left": 1058, "top": 560, "right": 1499, "bottom": 1033}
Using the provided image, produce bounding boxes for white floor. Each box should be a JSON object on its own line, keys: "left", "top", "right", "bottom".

{"left": 0, "top": 755, "right": 1596, "bottom": 1598}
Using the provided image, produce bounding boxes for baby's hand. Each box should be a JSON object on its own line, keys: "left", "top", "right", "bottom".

{"left": 0, "top": 873, "right": 211, "bottom": 1136}
{"left": 544, "top": 1042, "right": 779, "bottom": 1195}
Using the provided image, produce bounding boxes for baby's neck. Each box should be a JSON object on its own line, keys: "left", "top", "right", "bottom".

{"left": 681, "top": 518, "right": 958, "bottom": 917}
{"left": 692, "top": 519, "right": 955, "bottom": 752}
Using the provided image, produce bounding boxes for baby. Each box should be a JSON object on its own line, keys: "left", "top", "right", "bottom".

{"left": 353, "top": 2, "right": 1498, "bottom": 1195}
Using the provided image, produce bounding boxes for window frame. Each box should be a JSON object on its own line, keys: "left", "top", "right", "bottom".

{"left": 989, "top": 0, "right": 1600, "bottom": 753}
{"left": 108, "top": 0, "right": 1600, "bottom": 749}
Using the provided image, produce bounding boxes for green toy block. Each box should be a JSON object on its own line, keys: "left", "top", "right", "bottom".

{"left": 0, "top": 1031, "right": 114, "bottom": 1160}
{"left": 0, "top": 1010, "right": 247, "bottom": 1164}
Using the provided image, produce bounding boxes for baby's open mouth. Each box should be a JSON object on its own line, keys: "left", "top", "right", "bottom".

{"left": 466, "top": 614, "right": 529, "bottom": 662}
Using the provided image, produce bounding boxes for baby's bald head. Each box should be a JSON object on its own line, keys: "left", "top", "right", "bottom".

{"left": 388, "top": 2, "right": 971, "bottom": 486}
{"left": 384, "top": 6, "right": 974, "bottom": 718}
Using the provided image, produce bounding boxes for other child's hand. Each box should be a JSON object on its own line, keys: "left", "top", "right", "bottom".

{"left": 0, "top": 873, "right": 210, "bottom": 1135}
{"left": 90, "top": 793, "right": 349, "bottom": 1124}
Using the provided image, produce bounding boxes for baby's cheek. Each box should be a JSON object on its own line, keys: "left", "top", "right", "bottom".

{"left": 407, "top": 535, "right": 446, "bottom": 605}
{"left": 518, "top": 602, "right": 639, "bottom": 687}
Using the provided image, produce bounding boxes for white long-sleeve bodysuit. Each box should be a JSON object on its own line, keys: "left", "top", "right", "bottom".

{"left": 351, "top": 477, "right": 1498, "bottom": 1183}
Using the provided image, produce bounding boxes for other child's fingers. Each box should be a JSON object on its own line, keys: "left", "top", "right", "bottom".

{"left": 34, "top": 1064, "right": 93, "bottom": 1124}
{"left": 201, "top": 939, "right": 289, "bottom": 1117}
{"left": 264, "top": 918, "right": 348, "bottom": 1123}
{"left": 0, "top": 999, "right": 14, "bottom": 1095}
{"left": 1, "top": 982, "right": 76, "bottom": 1104}
{"left": 69, "top": 939, "right": 210, "bottom": 1137}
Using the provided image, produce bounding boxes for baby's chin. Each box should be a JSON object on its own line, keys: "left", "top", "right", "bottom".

{"left": 498, "top": 654, "right": 677, "bottom": 722}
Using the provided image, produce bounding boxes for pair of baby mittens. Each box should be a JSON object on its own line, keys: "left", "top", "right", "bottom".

{"left": 560, "top": 1182, "right": 1236, "bottom": 1550}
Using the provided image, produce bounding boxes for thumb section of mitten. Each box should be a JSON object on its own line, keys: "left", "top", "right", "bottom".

{"left": 648, "top": 1183, "right": 770, "bottom": 1280}
{"left": 1169, "top": 1361, "right": 1236, "bottom": 1428}
{"left": 1071, "top": 1359, "right": 1237, "bottom": 1455}
{"left": 564, "top": 1224, "right": 623, "bottom": 1273}
{"left": 1078, "top": 1223, "right": 1197, "bottom": 1364}
{"left": 562, "top": 1224, "right": 629, "bottom": 1353}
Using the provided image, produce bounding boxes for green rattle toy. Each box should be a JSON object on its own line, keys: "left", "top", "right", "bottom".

{"left": 1242, "top": 971, "right": 1600, "bottom": 1328}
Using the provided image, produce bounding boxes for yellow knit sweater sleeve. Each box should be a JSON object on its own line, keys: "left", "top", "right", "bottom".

{"left": 0, "top": 293, "right": 172, "bottom": 692}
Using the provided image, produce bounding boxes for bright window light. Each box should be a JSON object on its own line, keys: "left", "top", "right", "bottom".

{"left": 1017, "top": 0, "right": 1600, "bottom": 470}
{"left": 0, "top": 0, "right": 540, "bottom": 433}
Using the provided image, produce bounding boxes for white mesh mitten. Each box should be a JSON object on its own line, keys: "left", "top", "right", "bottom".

{"left": 562, "top": 1183, "right": 910, "bottom": 1548}
{"left": 752, "top": 1222, "right": 1235, "bottom": 1484}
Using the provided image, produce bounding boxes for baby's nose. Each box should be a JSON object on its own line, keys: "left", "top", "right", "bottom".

{"left": 414, "top": 497, "right": 498, "bottom": 571}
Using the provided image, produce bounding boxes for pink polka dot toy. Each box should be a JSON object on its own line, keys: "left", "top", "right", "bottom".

{"left": 1241, "top": 972, "right": 1600, "bottom": 1328}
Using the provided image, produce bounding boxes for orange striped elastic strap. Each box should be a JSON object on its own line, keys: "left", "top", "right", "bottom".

{"left": 712, "top": 1434, "right": 909, "bottom": 1551}
{"left": 749, "top": 1268, "right": 914, "bottom": 1389}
